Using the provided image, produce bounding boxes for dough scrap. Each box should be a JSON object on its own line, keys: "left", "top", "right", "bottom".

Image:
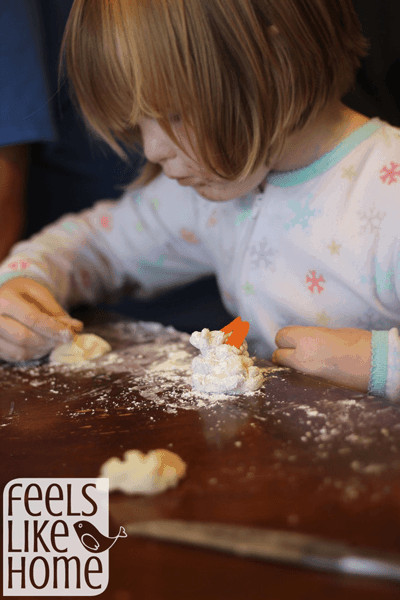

{"left": 190, "top": 328, "right": 264, "bottom": 394}
{"left": 99, "top": 449, "right": 187, "bottom": 495}
{"left": 50, "top": 333, "right": 111, "bottom": 364}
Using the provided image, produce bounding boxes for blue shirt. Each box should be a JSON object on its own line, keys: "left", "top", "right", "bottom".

{"left": 0, "top": 0, "right": 55, "bottom": 145}
{"left": 0, "top": 0, "right": 143, "bottom": 238}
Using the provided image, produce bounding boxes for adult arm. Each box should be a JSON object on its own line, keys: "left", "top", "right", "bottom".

{"left": 0, "top": 145, "right": 28, "bottom": 261}
{"left": 0, "top": 1, "right": 56, "bottom": 260}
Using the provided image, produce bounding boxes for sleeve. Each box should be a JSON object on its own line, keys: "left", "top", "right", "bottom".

{"left": 369, "top": 329, "right": 400, "bottom": 401}
{"left": 0, "top": 0, "right": 55, "bottom": 146}
{"left": 386, "top": 328, "right": 400, "bottom": 400}
{"left": 369, "top": 209, "right": 400, "bottom": 402}
{"left": 0, "top": 174, "right": 214, "bottom": 310}
{"left": 366, "top": 128, "right": 400, "bottom": 401}
{"left": 368, "top": 330, "right": 389, "bottom": 397}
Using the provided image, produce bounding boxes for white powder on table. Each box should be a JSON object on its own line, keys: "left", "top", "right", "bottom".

{"left": 189, "top": 328, "right": 264, "bottom": 395}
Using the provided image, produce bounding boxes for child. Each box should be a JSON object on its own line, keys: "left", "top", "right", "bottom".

{"left": 0, "top": 0, "right": 399, "bottom": 400}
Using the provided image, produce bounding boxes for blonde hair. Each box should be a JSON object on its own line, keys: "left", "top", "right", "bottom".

{"left": 62, "top": 0, "right": 367, "bottom": 186}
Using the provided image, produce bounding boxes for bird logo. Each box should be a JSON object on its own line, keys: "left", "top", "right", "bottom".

{"left": 74, "top": 520, "right": 127, "bottom": 553}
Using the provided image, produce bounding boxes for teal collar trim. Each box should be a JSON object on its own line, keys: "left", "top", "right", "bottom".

{"left": 267, "top": 118, "right": 382, "bottom": 188}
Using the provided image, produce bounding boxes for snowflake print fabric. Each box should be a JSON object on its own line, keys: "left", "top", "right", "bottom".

{"left": 380, "top": 162, "right": 400, "bottom": 185}
{"left": 1, "top": 117, "right": 400, "bottom": 399}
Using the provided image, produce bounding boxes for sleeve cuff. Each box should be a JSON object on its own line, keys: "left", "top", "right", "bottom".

{"left": 0, "top": 272, "right": 27, "bottom": 287}
{"left": 368, "top": 330, "right": 389, "bottom": 396}
{"left": 0, "top": 271, "right": 53, "bottom": 293}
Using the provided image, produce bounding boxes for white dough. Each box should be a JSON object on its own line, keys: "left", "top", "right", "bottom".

{"left": 190, "top": 328, "right": 264, "bottom": 395}
{"left": 50, "top": 333, "right": 111, "bottom": 364}
{"left": 100, "top": 449, "right": 186, "bottom": 495}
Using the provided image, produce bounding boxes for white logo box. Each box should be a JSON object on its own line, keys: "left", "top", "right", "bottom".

{"left": 3, "top": 478, "right": 109, "bottom": 596}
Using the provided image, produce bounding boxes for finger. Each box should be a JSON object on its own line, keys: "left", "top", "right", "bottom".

{"left": 20, "top": 288, "right": 82, "bottom": 328}
{"left": 272, "top": 348, "right": 297, "bottom": 368}
{"left": 275, "top": 326, "right": 301, "bottom": 348}
{"left": 23, "top": 288, "right": 79, "bottom": 324}
{"left": 273, "top": 346, "right": 322, "bottom": 377}
{"left": 275, "top": 326, "right": 324, "bottom": 348}
{"left": 0, "top": 334, "right": 50, "bottom": 362}
{"left": 0, "top": 290, "right": 82, "bottom": 343}
{"left": 13, "top": 278, "right": 83, "bottom": 329}
{"left": 0, "top": 298, "right": 77, "bottom": 343}
{"left": 57, "top": 315, "right": 84, "bottom": 329}
{"left": 0, "top": 314, "right": 60, "bottom": 350}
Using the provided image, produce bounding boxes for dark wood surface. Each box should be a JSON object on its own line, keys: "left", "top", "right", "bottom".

{"left": 1, "top": 309, "right": 400, "bottom": 599}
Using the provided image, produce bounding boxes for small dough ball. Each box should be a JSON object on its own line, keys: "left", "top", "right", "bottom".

{"left": 50, "top": 333, "right": 111, "bottom": 364}
{"left": 100, "top": 449, "right": 187, "bottom": 495}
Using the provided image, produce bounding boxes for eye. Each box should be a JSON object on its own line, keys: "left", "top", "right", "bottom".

{"left": 79, "top": 523, "right": 83, "bottom": 528}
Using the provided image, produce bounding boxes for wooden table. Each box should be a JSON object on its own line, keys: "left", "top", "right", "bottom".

{"left": 1, "top": 309, "right": 400, "bottom": 599}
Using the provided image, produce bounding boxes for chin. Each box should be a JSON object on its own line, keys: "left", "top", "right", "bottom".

{"left": 195, "top": 186, "right": 235, "bottom": 202}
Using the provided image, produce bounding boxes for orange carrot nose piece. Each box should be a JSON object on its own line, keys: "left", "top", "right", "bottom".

{"left": 220, "top": 316, "right": 250, "bottom": 348}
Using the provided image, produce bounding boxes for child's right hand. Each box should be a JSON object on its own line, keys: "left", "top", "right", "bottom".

{"left": 0, "top": 277, "right": 83, "bottom": 362}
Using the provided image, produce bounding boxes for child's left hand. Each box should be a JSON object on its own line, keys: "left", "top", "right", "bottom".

{"left": 272, "top": 327, "right": 372, "bottom": 391}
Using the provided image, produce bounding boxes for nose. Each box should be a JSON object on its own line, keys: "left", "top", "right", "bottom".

{"left": 139, "top": 118, "right": 176, "bottom": 164}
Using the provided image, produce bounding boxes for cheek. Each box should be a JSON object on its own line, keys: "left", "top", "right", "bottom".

{"left": 184, "top": 156, "right": 210, "bottom": 176}
{"left": 173, "top": 145, "right": 206, "bottom": 173}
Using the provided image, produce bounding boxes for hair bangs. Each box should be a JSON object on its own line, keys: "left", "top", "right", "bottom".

{"left": 63, "top": 0, "right": 190, "bottom": 157}
{"left": 63, "top": 0, "right": 368, "bottom": 186}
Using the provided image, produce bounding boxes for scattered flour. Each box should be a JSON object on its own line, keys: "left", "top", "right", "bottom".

{"left": 99, "top": 449, "right": 186, "bottom": 494}
{"left": 148, "top": 349, "right": 190, "bottom": 374}
{"left": 350, "top": 461, "right": 387, "bottom": 475}
{"left": 5, "top": 317, "right": 400, "bottom": 505}
{"left": 189, "top": 329, "right": 264, "bottom": 395}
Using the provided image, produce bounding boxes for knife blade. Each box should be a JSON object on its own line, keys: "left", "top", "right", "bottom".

{"left": 126, "top": 520, "right": 400, "bottom": 582}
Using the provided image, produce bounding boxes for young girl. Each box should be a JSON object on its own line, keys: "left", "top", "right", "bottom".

{"left": 0, "top": 0, "right": 399, "bottom": 400}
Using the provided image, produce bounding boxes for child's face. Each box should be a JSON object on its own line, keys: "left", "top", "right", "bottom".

{"left": 138, "top": 117, "right": 268, "bottom": 201}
